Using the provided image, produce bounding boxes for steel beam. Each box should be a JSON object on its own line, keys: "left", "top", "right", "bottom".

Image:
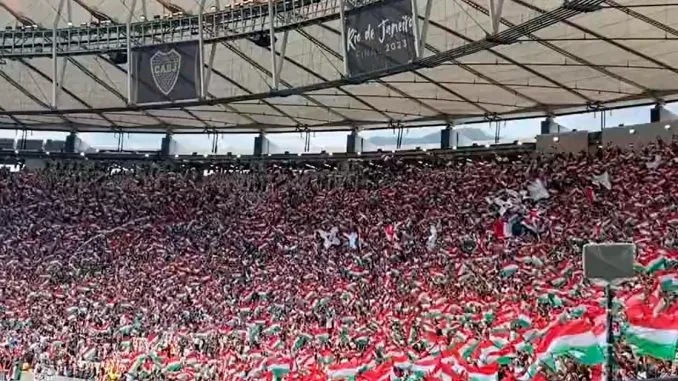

{"left": 512, "top": 0, "right": 678, "bottom": 78}
{"left": 309, "top": 26, "right": 444, "bottom": 116}
{"left": 225, "top": 42, "right": 351, "bottom": 120}
{"left": 457, "top": 0, "right": 650, "bottom": 94}
{"left": 426, "top": 19, "right": 586, "bottom": 104}
{"left": 0, "top": 1, "right": 607, "bottom": 120}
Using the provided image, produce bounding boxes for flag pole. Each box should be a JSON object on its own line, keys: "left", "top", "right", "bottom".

{"left": 605, "top": 285, "right": 615, "bottom": 381}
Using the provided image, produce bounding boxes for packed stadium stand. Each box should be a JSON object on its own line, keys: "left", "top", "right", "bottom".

{"left": 0, "top": 139, "right": 675, "bottom": 381}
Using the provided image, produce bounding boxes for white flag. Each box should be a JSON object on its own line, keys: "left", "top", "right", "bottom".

{"left": 646, "top": 155, "right": 662, "bottom": 170}
{"left": 527, "top": 179, "right": 549, "bottom": 200}
{"left": 591, "top": 172, "right": 612, "bottom": 190}
{"left": 318, "top": 227, "right": 340, "bottom": 250}
{"left": 426, "top": 225, "right": 438, "bottom": 250}
{"left": 345, "top": 232, "right": 359, "bottom": 250}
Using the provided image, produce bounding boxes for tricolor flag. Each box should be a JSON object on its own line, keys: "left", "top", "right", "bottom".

{"left": 625, "top": 313, "right": 678, "bottom": 360}
{"left": 492, "top": 218, "right": 513, "bottom": 240}
{"left": 267, "top": 357, "right": 292, "bottom": 378}
{"left": 500, "top": 264, "right": 519, "bottom": 278}
{"left": 658, "top": 273, "right": 678, "bottom": 292}
{"left": 411, "top": 356, "right": 439, "bottom": 375}
{"left": 328, "top": 360, "right": 363, "bottom": 379}
{"left": 535, "top": 319, "right": 604, "bottom": 365}
{"left": 466, "top": 363, "right": 498, "bottom": 381}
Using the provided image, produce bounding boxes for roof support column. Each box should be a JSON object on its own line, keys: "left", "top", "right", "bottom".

{"left": 198, "top": 0, "right": 206, "bottom": 99}
{"left": 275, "top": 30, "right": 289, "bottom": 86}
{"left": 126, "top": 0, "right": 138, "bottom": 105}
{"left": 52, "top": 0, "right": 71, "bottom": 108}
{"left": 346, "top": 129, "right": 363, "bottom": 154}
{"left": 410, "top": 0, "right": 421, "bottom": 58}
{"left": 488, "top": 0, "right": 505, "bottom": 35}
{"left": 268, "top": 0, "right": 279, "bottom": 90}
{"left": 254, "top": 132, "right": 270, "bottom": 157}
{"left": 418, "top": 0, "right": 433, "bottom": 55}
{"left": 338, "top": 0, "right": 349, "bottom": 76}
{"left": 441, "top": 123, "right": 457, "bottom": 149}
{"left": 650, "top": 102, "right": 677, "bottom": 123}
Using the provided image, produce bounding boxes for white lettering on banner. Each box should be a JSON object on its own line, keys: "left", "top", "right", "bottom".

{"left": 377, "top": 16, "right": 413, "bottom": 44}
{"left": 345, "top": 15, "right": 413, "bottom": 53}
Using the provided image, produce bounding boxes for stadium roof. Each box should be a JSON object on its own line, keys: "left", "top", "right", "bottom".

{"left": 0, "top": 0, "right": 675, "bottom": 133}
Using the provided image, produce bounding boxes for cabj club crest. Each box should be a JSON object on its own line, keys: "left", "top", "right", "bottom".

{"left": 150, "top": 49, "right": 182, "bottom": 96}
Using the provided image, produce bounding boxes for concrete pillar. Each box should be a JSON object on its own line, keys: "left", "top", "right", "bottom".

{"left": 346, "top": 130, "right": 363, "bottom": 154}
{"left": 540, "top": 117, "right": 567, "bottom": 135}
{"left": 161, "top": 133, "right": 177, "bottom": 157}
{"left": 440, "top": 125, "right": 458, "bottom": 149}
{"left": 253, "top": 132, "right": 270, "bottom": 157}
{"left": 650, "top": 103, "right": 677, "bottom": 123}
{"left": 64, "top": 131, "right": 78, "bottom": 153}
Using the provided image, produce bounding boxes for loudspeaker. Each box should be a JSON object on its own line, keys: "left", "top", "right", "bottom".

{"left": 583, "top": 243, "right": 635, "bottom": 282}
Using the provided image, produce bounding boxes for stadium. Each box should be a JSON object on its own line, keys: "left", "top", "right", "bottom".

{"left": 0, "top": 0, "right": 677, "bottom": 380}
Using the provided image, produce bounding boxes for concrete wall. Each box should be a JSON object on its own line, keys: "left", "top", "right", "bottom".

{"left": 601, "top": 121, "right": 677, "bottom": 148}
{"left": 536, "top": 131, "right": 589, "bottom": 154}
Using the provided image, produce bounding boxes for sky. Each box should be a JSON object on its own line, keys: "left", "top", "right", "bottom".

{"left": 0, "top": 102, "right": 674, "bottom": 154}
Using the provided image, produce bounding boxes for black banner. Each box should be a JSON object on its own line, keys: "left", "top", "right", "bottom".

{"left": 344, "top": 0, "right": 417, "bottom": 77}
{"left": 131, "top": 41, "right": 200, "bottom": 105}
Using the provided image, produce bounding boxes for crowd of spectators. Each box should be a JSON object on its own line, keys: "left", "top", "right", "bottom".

{"left": 0, "top": 141, "right": 676, "bottom": 381}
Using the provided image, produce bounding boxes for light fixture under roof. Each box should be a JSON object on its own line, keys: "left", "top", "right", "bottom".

{"left": 553, "top": 136, "right": 560, "bottom": 142}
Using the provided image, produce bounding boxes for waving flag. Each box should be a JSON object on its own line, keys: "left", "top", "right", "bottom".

{"left": 535, "top": 319, "right": 604, "bottom": 365}
{"left": 467, "top": 363, "right": 498, "bottom": 381}
{"left": 625, "top": 312, "right": 678, "bottom": 360}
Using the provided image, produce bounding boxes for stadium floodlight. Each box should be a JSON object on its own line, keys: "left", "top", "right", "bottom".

{"left": 328, "top": 152, "right": 333, "bottom": 156}
{"left": 174, "top": 154, "right": 179, "bottom": 159}
{"left": 422, "top": 148, "right": 427, "bottom": 152}
{"left": 629, "top": 129, "right": 636, "bottom": 135}
{"left": 67, "top": 22, "right": 73, "bottom": 27}
{"left": 665, "top": 124, "right": 671, "bottom": 130}
{"left": 356, "top": 152, "right": 362, "bottom": 156}
{"left": 517, "top": 141, "right": 523, "bottom": 146}
{"left": 452, "top": 146, "right": 457, "bottom": 150}
{"left": 13, "top": 150, "right": 18, "bottom": 154}
{"left": 485, "top": 143, "right": 491, "bottom": 148}
{"left": 144, "top": 153, "right": 150, "bottom": 158}
{"left": 45, "top": 152, "right": 50, "bottom": 155}
{"left": 203, "top": 154, "right": 208, "bottom": 158}
{"left": 297, "top": 152, "right": 302, "bottom": 157}
{"left": 267, "top": 153, "right": 272, "bottom": 157}
{"left": 553, "top": 136, "right": 560, "bottom": 142}
{"left": 236, "top": 154, "right": 241, "bottom": 159}
{"left": 80, "top": 152, "right": 85, "bottom": 157}
{"left": 140, "top": 15, "right": 146, "bottom": 21}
